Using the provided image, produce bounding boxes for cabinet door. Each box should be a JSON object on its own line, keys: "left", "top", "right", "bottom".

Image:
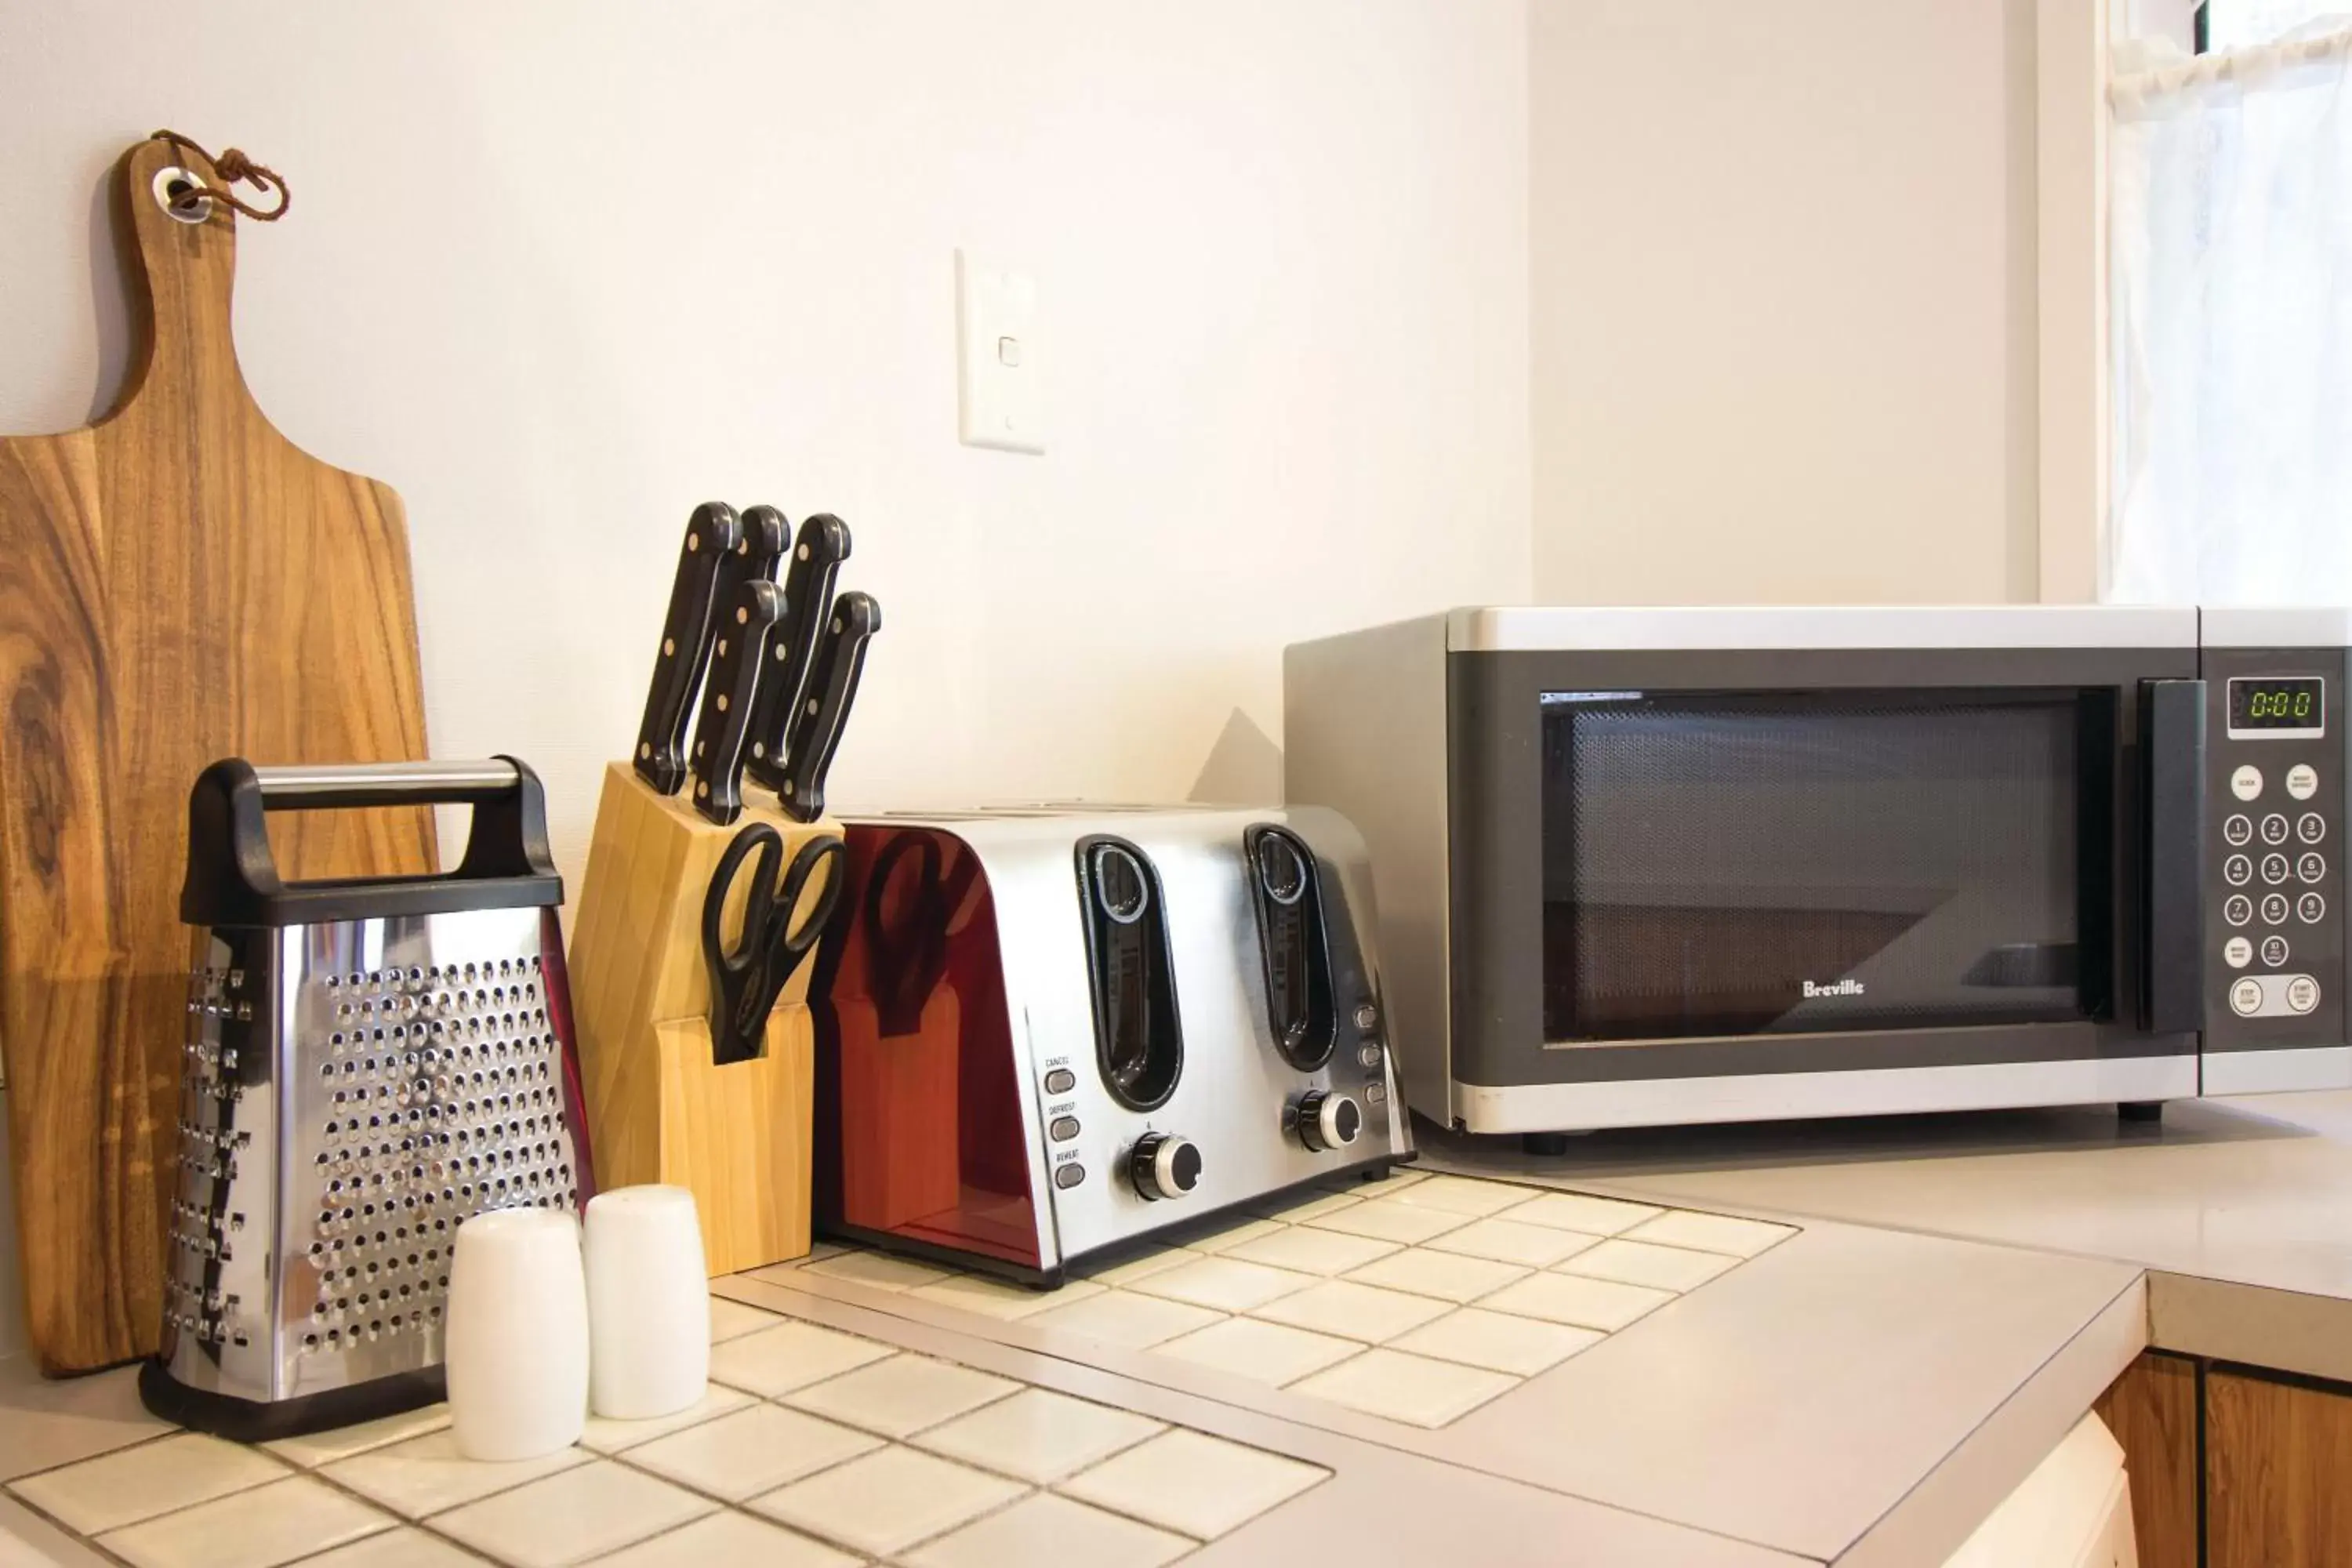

{"left": 2209, "top": 1368, "right": 2352, "bottom": 1567}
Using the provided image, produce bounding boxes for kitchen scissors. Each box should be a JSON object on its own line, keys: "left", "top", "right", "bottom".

{"left": 863, "top": 831, "right": 986, "bottom": 1037}
{"left": 702, "top": 823, "right": 845, "bottom": 1065}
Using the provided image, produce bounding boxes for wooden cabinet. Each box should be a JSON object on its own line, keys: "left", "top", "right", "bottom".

{"left": 2095, "top": 1351, "right": 2352, "bottom": 1568}
{"left": 2208, "top": 1369, "right": 2352, "bottom": 1568}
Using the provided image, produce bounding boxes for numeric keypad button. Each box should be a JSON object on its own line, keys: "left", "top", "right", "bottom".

{"left": 2226, "top": 855, "right": 2254, "bottom": 887}
{"left": 2226, "top": 894, "right": 2254, "bottom": 927}
{"left": 2301, "top": 814, "right": 2328, "bottom": 844}
{"left": 2263, "top": 854, "right": 2292, "bottom": 885}
{"left": 2263, "top": 814, "right": 2292, "bottom": 845}
{"left": 2225, "top": 814, "right": 2255, "bottom": 847}
{"left": 2263, "top": 893, "right": 2293, "bottom": 925}
{"left": 2262, "top": 935, "right": 2291, "bottom": 967}
{"left": 2301, "top": 853, "right": 2328, "bottom": 885}
{"left": 2299, "top": 892, "right": 2328, "bottom": 924}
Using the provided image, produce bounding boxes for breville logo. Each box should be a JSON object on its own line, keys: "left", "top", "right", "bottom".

{"left": 1802, "top": 978, "right": 1866, "bottom": 998}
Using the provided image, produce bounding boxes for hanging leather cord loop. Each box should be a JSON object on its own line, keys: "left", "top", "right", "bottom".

{"left": 148, "top": 129, "right": 290, "bottom": 222}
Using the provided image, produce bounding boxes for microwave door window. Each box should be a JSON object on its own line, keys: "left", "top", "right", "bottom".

{"left": 1540, "top": 692, "right": 2102, "bottom": 1043}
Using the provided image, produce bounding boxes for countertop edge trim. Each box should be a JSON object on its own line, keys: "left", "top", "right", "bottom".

{"left": 1827, "top": 1271, "right": 2149, "bottom": 1568}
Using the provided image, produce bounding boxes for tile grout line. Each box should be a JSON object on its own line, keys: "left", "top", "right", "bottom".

{"left": 2, "top": 1425, "right": 227, "bottom": 1489}
{"left": 3, "top": 1431, "right": 303, "bottom": 1561}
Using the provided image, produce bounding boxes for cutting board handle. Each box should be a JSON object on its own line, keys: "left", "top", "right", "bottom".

{"left": 109, "top": 137, "right": 260, "bottom": 426}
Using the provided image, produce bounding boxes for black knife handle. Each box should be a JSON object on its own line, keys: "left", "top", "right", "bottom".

{"left": 781, "top": 591, "right": 880, "bottom": 823}
{"left": 690, "top": 506, "right": 788, "bottom": 763}
{"left": 746, "top": 514, "right": 853, "bottom": 793}
{"left": 732, "top": 506, "right": 791, "bottom": 586}
{"left": 633, "top": 503, "right": 742, "bottom": 796}
{"left": 691, "top": 579, "right": 788, "bottom": 826}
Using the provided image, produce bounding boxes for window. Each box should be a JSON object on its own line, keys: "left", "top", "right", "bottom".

{"left": 2104, "top": 8, "right": 2352, "bottom": 606}
{"left": 2201, "top": 0, "right": 2352, "bottom": 53}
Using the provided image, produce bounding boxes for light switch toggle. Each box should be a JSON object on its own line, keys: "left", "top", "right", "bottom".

{"left": 997, "top": 336, "right": 1023, "bottom": 368}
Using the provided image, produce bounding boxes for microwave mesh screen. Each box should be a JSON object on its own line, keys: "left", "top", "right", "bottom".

{"left": 1541, "top": 691, "right": 2100, "bottom": 1042}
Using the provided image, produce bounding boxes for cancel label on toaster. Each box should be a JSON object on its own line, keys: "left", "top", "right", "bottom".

{"left": 1802, "top": 978, "right": 1866, "bottom": 998}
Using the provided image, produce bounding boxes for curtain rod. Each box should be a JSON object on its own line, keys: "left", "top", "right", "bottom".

{"left": 2111, "top": 24, "right": 2352, "bottom": 111}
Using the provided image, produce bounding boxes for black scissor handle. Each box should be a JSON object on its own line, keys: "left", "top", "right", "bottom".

{"left": 770, "top": 833, "right": 848, "bottom": 965}
{"left": 702, "top": 825, "right": 844, "bottom": 1065}
{"left": 706, "top": 822, "right": 784, "bottom": 972}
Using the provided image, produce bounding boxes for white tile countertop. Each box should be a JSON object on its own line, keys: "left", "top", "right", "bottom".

{"left": 1421, "top": 1090, "right": 2352, "bottom": 1385}
{"left": 0, "top": 1170, "right": 2147, "bottom": 1566}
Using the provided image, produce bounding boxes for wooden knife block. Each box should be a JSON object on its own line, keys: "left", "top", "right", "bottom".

{"left": 569, "top": 762, "right": 837, "bottom": 1276}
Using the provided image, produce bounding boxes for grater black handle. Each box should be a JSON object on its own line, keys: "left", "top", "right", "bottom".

{"left": 181, "top": 756, "right": 563, "bottom": 927}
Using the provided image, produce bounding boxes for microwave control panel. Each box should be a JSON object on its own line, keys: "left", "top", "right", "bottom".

{"left": 2203, "top": 648, "right": 2346, "bottom": 1052}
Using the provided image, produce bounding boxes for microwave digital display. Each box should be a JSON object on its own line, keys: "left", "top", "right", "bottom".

{"left": 2227, "top": 677, "right": 2324, "bottom": 737}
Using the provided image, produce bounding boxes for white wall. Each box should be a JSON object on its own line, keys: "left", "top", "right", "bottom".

{"left": 0, "top": 0, "right": 1532, "bottom": 891}
{"left": 0, "top": 0, "right": 1527, "bottom": 1363}
{"left": 1528, "top": 1, "right": 2042, "bottom": 605}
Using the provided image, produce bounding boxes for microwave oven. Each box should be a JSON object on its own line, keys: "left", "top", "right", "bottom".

{"left": 1283, "top": 605, "right": 2350, "bottom": 1139}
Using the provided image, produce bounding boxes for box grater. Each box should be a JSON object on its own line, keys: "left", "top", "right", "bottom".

{"left": 140, "top": 757, "right": 595, "bottom": 1440}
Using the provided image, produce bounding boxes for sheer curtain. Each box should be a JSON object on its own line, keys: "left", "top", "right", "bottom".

{"left": 2107, "top": 27, "right": 2352, "bottom": 604}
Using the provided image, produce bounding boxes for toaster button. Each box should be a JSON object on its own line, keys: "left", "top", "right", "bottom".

{"left": 1049, "top": 1116, "right": 1081, "bottom": 1142}
{"left": 1044, "top": 1068, "right": 1076, "bottom": 1095}
{"left": 1054, "top": 1163, "right": 1087, "bottom": 1190}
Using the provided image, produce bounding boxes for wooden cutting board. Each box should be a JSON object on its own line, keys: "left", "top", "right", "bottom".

{"left": 0, "top": 136, "right": 436, "bottom": 1373}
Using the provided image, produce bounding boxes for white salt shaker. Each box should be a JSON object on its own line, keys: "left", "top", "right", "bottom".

{"left": 445, "top": 1207, "right": 590, "bottom": 1461}
{"left": 583, "top": 1185, "right": 710, "bottom": 1421}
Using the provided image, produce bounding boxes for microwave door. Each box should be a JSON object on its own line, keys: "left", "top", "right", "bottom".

{"left": 1541, "top": 688, "right": 2118, "bottom": 1045}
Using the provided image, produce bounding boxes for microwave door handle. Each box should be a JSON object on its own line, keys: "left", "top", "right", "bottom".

{"left": 2142, "top": 678, "right": 2208, "bottom": 1034}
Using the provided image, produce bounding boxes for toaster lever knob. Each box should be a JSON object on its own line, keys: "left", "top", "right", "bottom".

{"left": 1130, "top": 1133, "right": 1202, "bottom": 1201}
{"left": 1294, "top": 1091, "right": 1362, "bottom": 1154}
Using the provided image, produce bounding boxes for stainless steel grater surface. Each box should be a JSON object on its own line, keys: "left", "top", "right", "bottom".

{"left": 147, "top": 758, "right": 592, "bottom": 1440}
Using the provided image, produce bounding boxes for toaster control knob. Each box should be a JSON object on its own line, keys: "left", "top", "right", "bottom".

{"left": 1294, "top": 1091, "right": 1362, "bottom": 1153}
{"left": 1129, "top": 1133, "right": 1202, "bottom": 1201}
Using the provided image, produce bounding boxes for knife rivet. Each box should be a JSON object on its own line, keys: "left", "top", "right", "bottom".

{"left": 662, "top": 637, "right": 676, "bottom": 656}
{"left": 697, "top": 782, "right": 710, "bottom": 797}
{"left": 736, "top": 608, "right": 750, "bottom": 625}
{"left": 797, "top": 544, "right": 810, "bottom": 560}
{"left": 637, "top": 742, "right": 652, "bottom": 760}
{"left": 805, "top": 698, "right": 818, "bottom": 715}
{"left": 751, "top": 742, "right": 765, "bottom": 759}
{"left": 686, "top": 533, "right": 699, "bottom": 551}
{"left": 715, "top": 639, "right": 728, "bottom": 659}
{"left": 773, "top": 645, "right": 786, "bottom": 661}
{"left": 717, "top": 695, "right": 729, "bottom": 712}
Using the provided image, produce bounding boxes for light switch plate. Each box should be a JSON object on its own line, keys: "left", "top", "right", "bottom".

{"left": 957, "top": 251, "right": 1044, "bottom": 454}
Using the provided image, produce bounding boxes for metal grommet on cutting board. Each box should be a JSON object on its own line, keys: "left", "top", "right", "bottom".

{"left": 153, "top": 165, "right": 212, "bottom": 224}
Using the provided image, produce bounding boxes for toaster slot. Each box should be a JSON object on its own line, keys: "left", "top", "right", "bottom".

{"left": 1075, "top": 837, "right": 1182, "bottom": 1110}
{"left": 1246, "top": 825, "right": 1338, "bottom": 1070}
